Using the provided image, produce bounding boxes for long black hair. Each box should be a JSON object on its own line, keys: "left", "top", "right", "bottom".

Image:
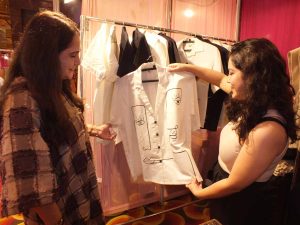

{"left": 226, "top": 38, "right": 298, "bottom": 143}
{"left": 0, "top": 10, "right": 84, "bottom": 148}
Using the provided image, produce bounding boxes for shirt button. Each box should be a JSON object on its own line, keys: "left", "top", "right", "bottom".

{"left": 156, "top": 133, "right": 159, "bottom": 136}
{"left": 154, "top": 121, "right": 157, "bottom": 124}
{"left": 158, "top": 146, "right": 160, "bottom": 149}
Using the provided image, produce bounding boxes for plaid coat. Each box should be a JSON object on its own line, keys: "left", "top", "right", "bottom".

{"left": 0, "top": 76, "right": 104, "bottom": 224}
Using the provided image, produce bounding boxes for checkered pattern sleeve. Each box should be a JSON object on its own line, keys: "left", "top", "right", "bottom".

{"left": 0, "top": 87, "right": 58, "bottom": 217}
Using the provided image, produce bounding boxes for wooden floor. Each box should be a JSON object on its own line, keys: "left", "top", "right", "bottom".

{"left": 0, "top": 193, "right": 211, "bottom": 225}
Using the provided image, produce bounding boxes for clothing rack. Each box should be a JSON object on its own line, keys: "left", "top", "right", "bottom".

{"left": 81, "top": 15, "right": 237, "bottom": 43}
{"left": 79, "top": 14, "right": 225, "bottom": 217}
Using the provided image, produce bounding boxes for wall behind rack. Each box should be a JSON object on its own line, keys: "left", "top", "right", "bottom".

{"left": 171, "top": 0, "right": 237, "bottom": 41}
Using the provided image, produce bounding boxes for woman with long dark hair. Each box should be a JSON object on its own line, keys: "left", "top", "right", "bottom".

{"left": 168, "top": 38, "right": 298, "bottom": 225}
{"left": 0, "top": 10, "right": 115, "bottom": 225}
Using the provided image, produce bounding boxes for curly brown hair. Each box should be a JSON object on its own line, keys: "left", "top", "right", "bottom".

{"left": 226, "top": 38, "right": 298, "bottom": 144}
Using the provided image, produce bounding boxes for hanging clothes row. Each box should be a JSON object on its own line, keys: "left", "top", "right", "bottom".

{"left": 177, "top": 36, "right": 230, "bottom": 131}
{"left": 79, "top": 15, "right": 236, "bottom": 214}
{"left": 81, "top": 18, "right": 234, "bottom": 131}
{"left": 80, "top": 19, "right": 234, "bottom": 185}
{"left": 81, "top": 21, "right": 203, "bottom": 184}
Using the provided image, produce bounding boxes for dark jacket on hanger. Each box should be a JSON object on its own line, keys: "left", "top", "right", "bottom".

{"left": 132, "top": 28, "right": 153, "bottom": 70}
{"left": 196, "top": 36, "right": 229, "bottom": 131}
{"left": 159, "top": 33, "right": 181, "bottom": 64}
{"left": 117, "top": 26, "right": 135, "bottom": 77}
{"left": 117, "top": 27, "right": 153, "bottom": 76}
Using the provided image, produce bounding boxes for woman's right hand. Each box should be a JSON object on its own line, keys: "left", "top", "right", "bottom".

{"left": 87, "top": 123, "right": 116, "bottom": 140}
{"left": 186, "top": 178, "right": 203, "bottom": 198}
{"left": 167, "top": 63, "right": 190, "bottom": 73}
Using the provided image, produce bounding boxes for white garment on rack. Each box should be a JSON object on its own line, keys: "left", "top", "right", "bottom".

{"left": 81, "top": 23, "right": 119, "bottom": 127}
{"left": 144, "top": 31, "right": 169, "bottom": 66}
{"left": 81, "top": 23, "right": 118, "bottom": 81}
{"left": 92, "top": 25, "right": 119, "bottom": 128}
{"left": 110, "top": 62, "right": 202, "bottom": 184}
{"left": 177, "top": 37, "right": 223, "bottom": 128}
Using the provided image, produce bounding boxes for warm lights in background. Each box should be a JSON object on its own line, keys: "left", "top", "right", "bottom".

{"left": 183, "top": 9, "right": 195, "bottom": 18}
{"left": 64, "top": 0, "right": 75, "bottom": 3}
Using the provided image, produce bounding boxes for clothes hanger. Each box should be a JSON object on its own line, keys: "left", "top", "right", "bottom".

{"left": 141, "top": 65, "right": 158, "bottom": 83}
{"left": 183, "top": 35, "right": 195, "bottom": 43}
{"left": 183, "top": 39, "right": 194, "bottom": 43}
{"left": 141, "top": 64, "right": 157, "bottom": 72}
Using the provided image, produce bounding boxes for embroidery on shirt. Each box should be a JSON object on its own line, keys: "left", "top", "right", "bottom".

{"left": 166, "top": 88, "right": 182, "bottom": 105}
{"left": 131, "top": 105, "right": 151, "bottom": 151}
{"left": 168, "top": 125, "right": 178, "bottom": 142}
{"left": 143, "top": 157, "right": 174, "bottom": 164}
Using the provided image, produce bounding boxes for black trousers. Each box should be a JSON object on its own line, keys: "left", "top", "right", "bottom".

{"left": 208, "top": 163, "right": 292, "bottom": 225}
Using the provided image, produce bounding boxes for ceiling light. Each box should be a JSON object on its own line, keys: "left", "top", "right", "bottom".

{"left": 64, "top": 0, "right": 75, "bottom": 3}
{"left": 184, "top": 9, "right": 194, "bottom": 18}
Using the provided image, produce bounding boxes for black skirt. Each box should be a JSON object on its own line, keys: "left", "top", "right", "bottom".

{"left": 208, "top": 162, "right": 291, "bottom": 225}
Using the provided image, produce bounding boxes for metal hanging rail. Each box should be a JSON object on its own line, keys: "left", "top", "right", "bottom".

{"left": 82, "top": 15, "right": 237, "bottom": 43}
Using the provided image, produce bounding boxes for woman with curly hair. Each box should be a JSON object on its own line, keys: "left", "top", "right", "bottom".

{"left": 0, "top": 11, "right": 115, "bottom": 225}
{"left": 168, "top": 38, "right": 298, "bottom": 225}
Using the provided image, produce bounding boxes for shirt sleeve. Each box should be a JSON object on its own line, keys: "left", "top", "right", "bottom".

{"left": 0, "top": 90, "right": 58, "bottom": 216}
{"left": 109, "top": 79, "right": 123, "bottom": 144}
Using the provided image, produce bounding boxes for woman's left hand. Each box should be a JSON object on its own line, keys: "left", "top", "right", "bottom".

{"left": 186, "top": 178, "right": 203, "bottom": 198}
{"left": 88, "top": 123, "right": 116, "bottom": 140}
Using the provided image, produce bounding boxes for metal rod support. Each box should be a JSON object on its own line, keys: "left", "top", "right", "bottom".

{"left": 81, "top": 15, "right": 236, "bottom": 43}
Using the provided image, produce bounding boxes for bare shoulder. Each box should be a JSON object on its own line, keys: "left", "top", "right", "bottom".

{"left": 253, "top": 120, "right": 287, "bottom": 138}
{"left": 247, "top": 120, "right": 287, "bottom": 155}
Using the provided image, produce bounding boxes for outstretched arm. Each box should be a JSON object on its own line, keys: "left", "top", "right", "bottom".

{"left": 186, "top": 121, "right": 287, "bottom": 199}
{"left": 168, "top": 63, "right": 231, "bottom": 94}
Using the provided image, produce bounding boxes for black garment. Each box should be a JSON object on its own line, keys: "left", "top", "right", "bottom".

{"left": 132, "top": 29, "right": 153, "bottom": 70}
{"left": 158, "top": 33, "right": 181, "bottom": 63}
{"left": 209, "top": 163, "right": 291, "bottom": 225}
{"left": 117, "top": 26, "right": 135, "bottom": 77}
{"left": 286, "top": 182, "right": 300, "bottom": 225}
{"left": 204, "top": 86, "right": 227, "bottom": 131}
{"left": 117, "top": 27, "right": 153, "bottom": 77}
{"left": 286, "top": 150, "right": 300, "bottom": 225}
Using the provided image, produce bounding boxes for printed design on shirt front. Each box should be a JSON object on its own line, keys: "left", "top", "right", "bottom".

{"left": 131, "top": 105, "right": 151, "bottom": 151}
{"left": 133, "top": 110, "right": 145, "bottom": 126}
{"left": 143, "top": 157, "right": 174, "bottom": 164}
{"left": 168, "top": 125, "right": 178, "bottom": 142}
{"left": 166, "top": 88, "right": 182, "bottom": 105}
